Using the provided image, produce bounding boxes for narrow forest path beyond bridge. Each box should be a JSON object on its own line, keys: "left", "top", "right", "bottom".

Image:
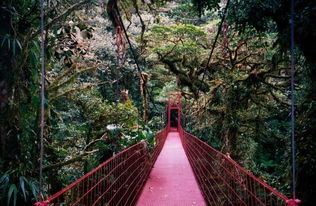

{"left": 35, "top": 94, "right": 299, "bottom": 206}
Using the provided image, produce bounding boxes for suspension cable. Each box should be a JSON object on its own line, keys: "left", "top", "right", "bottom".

{"left": 39, "top": 0, "right": 45, "bottom": 197}
{"left": 201, "top": 0, "right": 230, "bottom": 83}
{"left": 290, "top": 0, "right": 296, "bottom": 199}
{"left": 114, "top": 5, "right": 159, "bottom": 112}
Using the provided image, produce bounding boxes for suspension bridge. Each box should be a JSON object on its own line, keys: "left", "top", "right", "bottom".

{"left": 35, "top": 93, "right": 299, "bottom": 206}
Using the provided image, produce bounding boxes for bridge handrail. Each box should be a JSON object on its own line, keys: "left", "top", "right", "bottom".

{"left": 35, "top": 128, "right": 168, "bottom": 206}
{"left": 178, "top": 126, "right": 298, "bottom": 206}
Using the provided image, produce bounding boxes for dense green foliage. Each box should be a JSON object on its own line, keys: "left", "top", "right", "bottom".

{"left": 0, "top": 0, "right": 315, "bottom": 205}
{"left": 226, "top": 1, "right": 316, "bottom": 203}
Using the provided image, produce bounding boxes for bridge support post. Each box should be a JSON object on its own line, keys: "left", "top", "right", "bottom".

{"left": 167, "top": 93, "right": 181, "bottom": 131}
{"left": 286, "top": 199, "right": 301, "bottom": 206}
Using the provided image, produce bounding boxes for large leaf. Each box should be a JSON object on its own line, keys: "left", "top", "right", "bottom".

{"left": 19, "top": 176, "right": 28, "bottom": 201}
{"left": 28, "top": 180, "right": 38, "bottom": 202}
{"left": 7, "top": 184, "right": 17, "bottom": 206}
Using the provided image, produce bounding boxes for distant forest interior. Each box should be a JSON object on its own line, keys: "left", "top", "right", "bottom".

{"left": 0, "top": 0, "right": 315, "bottom": 205}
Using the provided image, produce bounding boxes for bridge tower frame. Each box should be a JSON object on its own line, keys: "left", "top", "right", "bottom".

{"left": 167, "top": 93, "right": 181, "bottom": 130}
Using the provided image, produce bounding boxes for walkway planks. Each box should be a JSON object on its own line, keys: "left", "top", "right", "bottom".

{"left": 137, "top": 131, "right": 206, "bottom": 206}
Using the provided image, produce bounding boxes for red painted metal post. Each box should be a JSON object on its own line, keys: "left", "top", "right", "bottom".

{"left": 178, "top": 94, "right": 181, "bottom": 129}
{"left": 167, "top": 93, "right": 181, "bottom": 131}
{"left": 286, "top": 199, "right": 301, "bottom": 206}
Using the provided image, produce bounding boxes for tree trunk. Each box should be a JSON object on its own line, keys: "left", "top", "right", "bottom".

{"left": 140, "top": 72, "right": 150, "bottom": 124}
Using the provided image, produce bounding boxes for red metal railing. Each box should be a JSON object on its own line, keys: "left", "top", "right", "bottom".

{"left": 178, "top": 126, "right": 298, "bottom": 206}
{"left": 35, "top": 123, "right": 299, "bottom": 206}
{"left": 35, "top": 128, "right": 168, "bottom": 206}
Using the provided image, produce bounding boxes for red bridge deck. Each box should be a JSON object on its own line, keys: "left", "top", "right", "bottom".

{"left": 137, "top": 130, "right": 206, "bottom": 206}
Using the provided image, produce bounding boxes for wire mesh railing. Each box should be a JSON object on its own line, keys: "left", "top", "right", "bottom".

{"left": 35, "top": 128, "right": 168, "bottom": 206}
{"left": 178, "top": 126, "right": 298, "bottom": 206}
{"left": 35, "top": 124, "right": 298, "bottom": 206}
